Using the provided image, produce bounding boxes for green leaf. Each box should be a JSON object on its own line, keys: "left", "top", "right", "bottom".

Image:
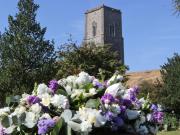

{"left": 85, "top": 98, "right": 100, "bottom": 109}
{"left": 51, "top": 118, "right": 63, "bottom": 135}
{"left": 6, "top": 96, "right": 11, "bottom": 106}
{"left": 82, "top": 83, "right": 93, "bottom": 92}
{"left": 1, "top": 116, "right": 10, "bottom": 128}
{"left": 12, "top": 115, "right": 18, "bottom": 125}
{"left": 57, "top": 89, "right": 68, "bottom": 96}
{"left": 19, "top": 112, "right": 26, "bottom": 123}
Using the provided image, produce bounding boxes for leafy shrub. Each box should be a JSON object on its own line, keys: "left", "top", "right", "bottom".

{"left": 159, "top": 53, "right": 180, "bottom": 114}
{"left": 56, "top": 42, "right": 128, "bottom": 80}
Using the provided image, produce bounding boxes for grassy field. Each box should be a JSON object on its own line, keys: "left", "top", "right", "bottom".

{"left": 158, "top": 130, "right": 180, "bottom": 135}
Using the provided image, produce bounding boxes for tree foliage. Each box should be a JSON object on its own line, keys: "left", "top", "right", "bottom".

{"left": 0, "top": 0, "right": 57, "bottom": 106}
{"left": 56, "top": 42, "right": 128, "bottom": 80}
{"left": 173, "top": 0, "right": 180, "bottom": 14}
{"left": 138, "top": 80, "right": 162, "bottom": 103}
{"left": 159, "top": 53, "right": 180, "bottom": 113}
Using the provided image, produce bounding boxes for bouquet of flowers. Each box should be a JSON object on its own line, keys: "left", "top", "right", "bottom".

{"left": 0, "top": 71, "right": 163, "bottom": 135}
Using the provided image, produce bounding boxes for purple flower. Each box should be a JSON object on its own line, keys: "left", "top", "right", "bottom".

{"left": 127, "top": 86, "right": 139, "bottom": 102}
{"left": 150, "top": 104, "right": 158, "bottom": 112}
{"left": 121, "top": 99, "right": 132, "bottom": 107}
{"left": 103, "top": 80, "right": 108, "bottom": 88}
{"left": 37, "top": 118, "right": 56, "bottom": 134}
{"left": 105, "top": 111, "right": 114, "bottom": 121}
{"left": 101, "top": 93, "right": 115, "bottom": 104}
{"left": 111, "top": 117, "right": 124, "bottom": 131}
{"left": 48, "top": 80, "right": 59, "bottom": 94}
{"left": 135, "top": 100, "right": 142, "bottom": 109}
{"left": 113, "top": 117, "right": 124, "bottom": 127}
{"left": 0, "top": 125, "right": 6, "bottom": 135}
{"left": 131, "top": 86, "right": 140, "bottom": 95}
{"left": 93, "top": 79, "right": 104, "bottom": 89}
{"left": 152, "top": 111, "right": 164, "bottom": 124}
{"left": 120, "top": 105, "right": 126, "bottom": 114}
{"left": 27, "top": 95, "right": 41, "bottom": 105}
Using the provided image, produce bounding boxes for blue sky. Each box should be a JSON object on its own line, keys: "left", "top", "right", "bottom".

{"left": 0, "top": 0, "right": 180, "bottom": 72}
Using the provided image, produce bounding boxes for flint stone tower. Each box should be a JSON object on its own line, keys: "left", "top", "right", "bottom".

{"left": 84, "top": 5, "right": 124, "bottom": 64}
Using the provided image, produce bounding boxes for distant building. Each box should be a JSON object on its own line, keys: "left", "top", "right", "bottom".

{"left": 84, "top": 5, "right": 124, "bottom": 63}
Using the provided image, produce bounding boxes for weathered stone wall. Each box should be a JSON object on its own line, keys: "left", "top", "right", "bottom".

{"left": 84, "top": 5, "right": 124, "bottom": 63}
{"left": 84, "top": 7, "right": 104, "bottom": 45}
{"left": 104, "top": 7, "right": 124, "bottom": 63}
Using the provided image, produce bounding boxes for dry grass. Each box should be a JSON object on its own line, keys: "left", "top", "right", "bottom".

{"left": 158, "top": 130, "right": 180, "bottom": 135}
{"left": 126, "top": 70, "right": 161, "bottom": 87}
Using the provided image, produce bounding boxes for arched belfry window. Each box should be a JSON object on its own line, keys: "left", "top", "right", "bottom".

{"left": 109, "top": 23, "right": 115, "bottom": 37}
{"left": 92, "top": 21, "right": 97, "bottom": 37}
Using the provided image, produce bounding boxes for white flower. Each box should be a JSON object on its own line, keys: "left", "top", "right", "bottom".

{"left": 89, "top": 88, "right": 97, "bottom": 95}
{"left": 65, "top": 85, "right": 72, "bottom": 95}
{"left": 40, "top": 93, "right": 51, "bottom": 106}
{"left": 14, "top": 106, "right": 26, "bottom": 115}
{"left": 139, "top": 98, "right": 145, "bottom": 104}
{"left": 20, "top": 93, "right": 30, "bottom": 104}
{"left": 30, "top": 103, "right": 41, "bottom": 114}
{"left": 76, "top": 107, "right": 106, "bottom": 127}
{"left": 105, "top": 83, "right": 123, "bottom": 97}
{"left": 71, "top": 89, "right": 83, "bottom": 98}
{"left": 126, "top": 109, "right": 140, "bottom": 120}
{"left": 111, "top": 104, "right": 121, "bottom": 114}
{"left": 40, "top": 113, "right": 51, "bottom": 120}
{"left": 25, "top": 112, "right": 38, "bottom": 128}
{"left": 80, "top": 121, "right": 92, "bottom": 132}
{"left": 75, "top": 72, "right": 92, "bottom": 85}
{"left": 61, "top": 109, "right": 72, "bottom": 123}
{"left": 94, "top": 112, "right": 107, "bottom": 127}
{"left": 68, "top": 121, "right": 81, "bottom": 132}
{"left": 51, "top": 94, "right": 69, "bottom": 109}
{"left": 146, "top": 114, "right": 152, "bottom": 121}
{"left": 107, "top": 74, "right": 123, "bottom": 86}
{"left": 37, "top": 83, "right": 49, "bottom": 95}
{"left": 0, "top": 107, "right": 10, "bottom": 116}
{"left": 104, "top": 104, "right": 109, "bottom": 109}
{"left": 58, "top": 78, "right": 67, "bottom": 86}
{"left": 66, "top": 76, "right": 77, "bottom": 84}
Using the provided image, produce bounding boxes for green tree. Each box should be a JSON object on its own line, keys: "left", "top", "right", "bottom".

{"left": 138, "top": 80, "right": 162, "bottom": 103}
{"left": 56, "top": 42, "right": 128, "bottom": 80}
{"left": 173, "top": 0, "right": 180, "bottom": 14}
{"left": 159, "top": 53, "right": 180, "bottom": 113}
{"left": 0, "top": 0, "right": 56, "bottom": 105}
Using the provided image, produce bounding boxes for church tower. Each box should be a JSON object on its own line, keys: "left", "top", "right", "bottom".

{"left": 84, "top": 5, "right": 124, "bottom": 64}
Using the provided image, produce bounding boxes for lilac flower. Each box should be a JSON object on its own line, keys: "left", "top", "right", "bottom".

{"left": 92, "top": 79, "right": 104, "bottom": 89}
{"left": 150, "top": 104, "right": 158, "bottom": 112}
{"left": 129, "top": 90, "right": 137, "bottom": 102}
{"left": 135, "top": 100, "right": 142, "bottom": 109}
{"left": 120, "top": 105, "right": 126, "bottom": 114}
{"left": 0, "top": 125, "right": 6, "bottom": 135}
{"left": 37, "top": 118, "right": 56, "bottom": 134}
{"left": 111, "top": 117, "right": 124, "bottom": 131}
{"left": 152, "top": 111, "right": 164, "bottom": 124}
{"left": 121, "top": 99, "right": 132, "bottom": 107}
{"left": 131, "top": 86, "right": 140, "bottom": 95}
{"left": 48, "top": 80, "right": 59, "bottom": 94}
{"left": 104, "top": 111, "right": 114, "bottom": 121}
{"left": 113, "top": 117, "right": 124, "bottom": 127}
{"left": 127, "top": 86, "right": 139, "bottom": 102}
{"left": 101, "top": 93, "right": 115, "bottom": 104}
{"left": 103, "top": 80, "right": 108, "bottom": 88}
{"left": 27, "top": 95, "right": 41, "bottom": 105}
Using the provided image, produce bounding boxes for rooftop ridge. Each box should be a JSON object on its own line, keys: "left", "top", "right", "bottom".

{"left": 85, "top": 5, "right": 121, "bottom": 14}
